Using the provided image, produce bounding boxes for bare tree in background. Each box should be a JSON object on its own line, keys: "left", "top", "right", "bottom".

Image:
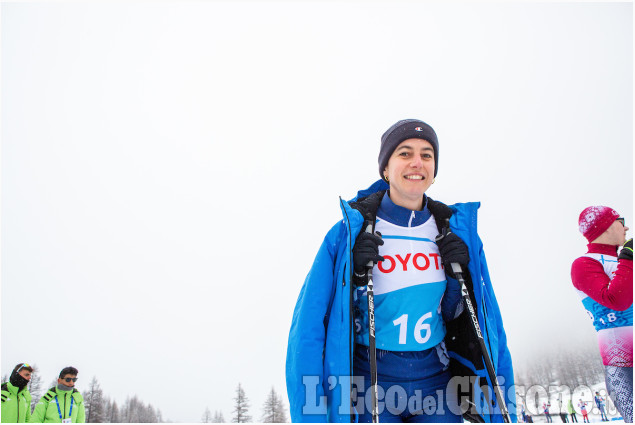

{"left": 515, "top": 343, "right": 605, "bottom": 390}
{"left": 202, "top": 406, "right": 213, "bottom": 423}
{"left": 103, "top": 397, "right": 111, "bottom": 422}
{"left": 261, "top": 387, "right": 288, "bottom": 423}
{"left": 231, "top": 383, "right": 251, "bottom": 423}
{"left": 84, "top": 376, "right": 106, "bottom": 422}
{"left": 203, "top": 408, "right": 226, "bottom": 423}
{"left": 111, "top": 401, "right": 121, "bottom": 423}
{"left": 212, "top": 410, "right": 225, "bottom": 423}
{"left": 104, "top": 398, "right": 121, "bottom": 423}
{"left": 120, "top": 394, "right": 162, "bottom": 423}
{"left": 27, "top": 365, "right": 44, "bottom": 411}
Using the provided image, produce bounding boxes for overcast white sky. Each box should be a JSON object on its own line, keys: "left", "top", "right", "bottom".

{"left": 1, "top": 1, "right": 632, "bottom": 422}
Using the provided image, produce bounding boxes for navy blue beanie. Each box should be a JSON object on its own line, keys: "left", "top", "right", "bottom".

{"left": 378, "top": 119, "right": 439, "bottom": 180}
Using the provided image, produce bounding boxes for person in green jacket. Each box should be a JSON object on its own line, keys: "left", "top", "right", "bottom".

{"left": 30, "top": 367, "right": 85, "bottom": 423}
{"left": 568, "top": 399, "right": 578, "bottom": 423}
{"left": 1, "top": 363, "right": 33, "bottom": 423}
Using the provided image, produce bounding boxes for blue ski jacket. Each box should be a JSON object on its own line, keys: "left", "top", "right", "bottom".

{"left": 286, "top": 180, "right": 516, "bottom": 423}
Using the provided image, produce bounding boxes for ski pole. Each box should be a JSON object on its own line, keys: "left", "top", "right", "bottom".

{"left": 449, "top": 264, "right": 511, "bottom": 423}
{"left": 364, "top": 223, "right": 379, "bottom": 423}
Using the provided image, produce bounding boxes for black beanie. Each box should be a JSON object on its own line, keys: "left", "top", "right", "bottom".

{"left": 378, "top": 119, "right": 439, "bottom": 180}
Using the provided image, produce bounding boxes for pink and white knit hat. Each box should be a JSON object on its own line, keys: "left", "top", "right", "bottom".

{"left": 578, "top": 206, "right": 620, "bottom": 242}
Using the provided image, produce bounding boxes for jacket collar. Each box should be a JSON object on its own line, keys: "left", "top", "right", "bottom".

{"left": 347, "top": 179, "right": 453, "bottom": 233}
{"left": 377, "top": 192, "right": 431, "bottom": 227}
{"left": 55, "top": 385, "right": 73, "bottom": 395}
{"left": 587, "top": 243, "right": 619, "bottom": 256}
{"left": 5, "top": 382, "right": 23, "bottom": 395}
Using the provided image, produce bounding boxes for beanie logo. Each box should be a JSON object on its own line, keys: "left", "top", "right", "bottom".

{"left": 414, "top": 127, "right": 425, "bottom": 132}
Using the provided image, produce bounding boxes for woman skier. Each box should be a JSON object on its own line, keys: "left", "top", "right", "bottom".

{"left": 286, "top": 119, "right": 515, "bottom": 422}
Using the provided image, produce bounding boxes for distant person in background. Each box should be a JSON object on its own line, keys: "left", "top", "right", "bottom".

{"left": 519, "top": 404, "right": 527, "bottom": 423}
{"left": 559, "top": 411, "right": 569, "bottom": 423}
{"left": 557, "top": 394, "right": 569, "bottom": 423}
{"left": 30, "top": 366, "right": 85, "bottom": 423}
{"left": 519, "top": 401, "right": 533, "bottom": 423}
{"left": 594, "top": 391, "right": 608, "bottom": 421}
{"left": 578, "top": 400, "right": 589, "bottom": 423}
{"left": 520, "top": 402, "right": 533, "bottom": 423}
{"left": 571, "top": 206, "right": 633, "bottom": 423}
{"left": 1, "top": 363, "right": 33, "bottom": 423}
{"left": 567, "top": 399, "right": 578, "bottom": 423}
{"left": 543, "top": 402, "right": 552, "bottom": 423}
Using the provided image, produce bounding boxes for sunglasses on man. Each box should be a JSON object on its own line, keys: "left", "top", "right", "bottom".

{"left": 63, "top": 377, "right": 78, "bottom": 383}
{"left": 617, "top": 217, "right": 626, "bottom": 226}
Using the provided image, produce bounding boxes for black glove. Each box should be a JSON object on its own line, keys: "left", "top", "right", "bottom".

{"left": 436, "top": 231, "right": 470, "bottom": 279}
{"left": 619, "top": 239, "right": 633, "bottom": 261}
{"left": 352, "top": 231, "right": 384, "bottom": 287}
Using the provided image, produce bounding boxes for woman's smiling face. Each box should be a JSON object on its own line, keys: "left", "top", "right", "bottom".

{"left": 384, "top": 138, "right": 435, "bottom": 211}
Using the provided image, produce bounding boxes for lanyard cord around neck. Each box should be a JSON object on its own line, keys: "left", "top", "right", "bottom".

{"left": 54, "top": 395, "right": 74, "bottom": 420}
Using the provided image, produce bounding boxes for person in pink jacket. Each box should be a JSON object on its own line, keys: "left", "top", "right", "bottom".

{"left": 578, "top": 400, "right": 589, "bottom": 423}
{"left": 571, "top": 206, "right": 633, "bottom": 422}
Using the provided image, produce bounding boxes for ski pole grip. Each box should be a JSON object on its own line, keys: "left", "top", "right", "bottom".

{"left": 451, "top": 263, "right": 463, "bottom": 275}
{"left": 365, "top": 223, "right": 375, "bottom": 269}
{"left": 443, "top": 218, "right": 451, "bottom": 237}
